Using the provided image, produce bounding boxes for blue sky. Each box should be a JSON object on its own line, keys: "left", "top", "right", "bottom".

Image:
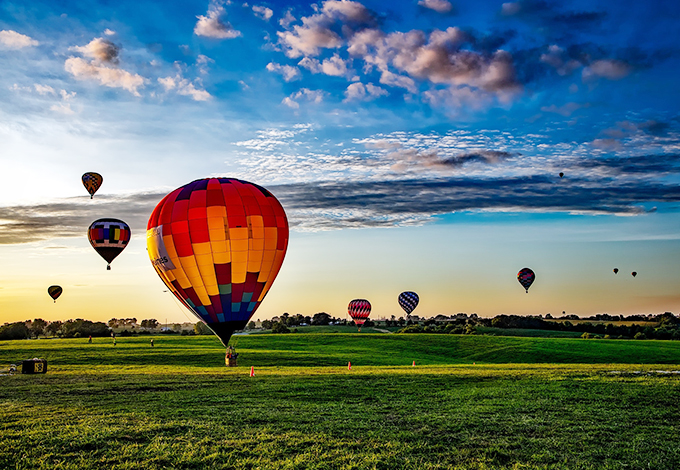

{"left": 1, "top": 0, "right": 679, "bottom": 323}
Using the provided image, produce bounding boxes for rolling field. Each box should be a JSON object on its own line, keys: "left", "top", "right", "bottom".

{"left": 1, "top": 334, "right": 680, "bottom": 469}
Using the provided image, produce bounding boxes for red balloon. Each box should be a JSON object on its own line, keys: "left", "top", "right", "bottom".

{"left": 348, "top": 299, "right": 371, "bottom": 329}
{"left": 147, "top": 178, "right": 289, "bottom": 346}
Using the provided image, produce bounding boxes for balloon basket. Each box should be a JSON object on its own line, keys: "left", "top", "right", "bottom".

{"left": 226, "top": 357, "right": 238, "bottom": 367}
{"left": 107, "top": 265, "right": 111, "bottom": 271}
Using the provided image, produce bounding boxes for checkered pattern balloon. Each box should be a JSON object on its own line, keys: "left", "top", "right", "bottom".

{"left": 517, "top": 267, "right": 535, "bottom": 293}
{"left": 88, "top": 218, "right": 131, "bottom": 269}
{"left": 82, "top": 172, "right": 103, "bottom": 199}
{"left": 146, "top": 178, "right": 289, "bottom": 346}
{"left": 398, "top": 291, "right": 419, "bottom": 314}
{"left": 348, "top": 299, "right": 371, "bottom": 326}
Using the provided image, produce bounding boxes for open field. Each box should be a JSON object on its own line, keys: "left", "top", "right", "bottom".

{"left": 2, "top": 334, "right": 680, "bottom": 469}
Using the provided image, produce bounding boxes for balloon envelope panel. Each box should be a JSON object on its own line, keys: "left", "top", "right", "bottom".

{"left": 146, "top": 178, "right": 289, "bottom": 346}
{"left": 348, "top": 299, "right": 371, "bottom": 326}
{"left": 517, "top": 268, "right": 535, "bottom": 292}
{"left": 82, "top": 172, "right": 103, "bottom": 198}
{"left": 398, "top": 291, "right": 419, "bottom": 314}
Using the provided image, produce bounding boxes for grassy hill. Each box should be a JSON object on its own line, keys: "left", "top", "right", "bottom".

{"left": 1, "top": 334, "right": 679, "bottom": 469}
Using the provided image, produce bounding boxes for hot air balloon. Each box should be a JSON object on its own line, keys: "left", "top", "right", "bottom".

{"left": 559, "top": 172, "right": 564, "bottom": 178}
{"left": 348, "top": 299, "right": 371, "bottom": 331}
{"left": 517, "top": 268, "right": 535, "bottom": 293}
{"left": 88, "top": 218, "right": 131, "bottom": 270}
{"left": 398, "top": 291, "right": 419, "bottom": 315}
{"left": 82, "top": 172, "right": 103, "bottom": 199}
{"left": 146, "top": 178, "right": 289, "bottom": 347}
{"left": 48, "top": 285, "right": 62, "bottom": 303}
{"left": 613, "top": 268, "right": 619, "bottom": 274}
{"left": 632, "top": 271, "right": 637, "bottom": 277}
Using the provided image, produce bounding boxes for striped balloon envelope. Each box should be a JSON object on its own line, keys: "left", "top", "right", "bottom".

{"left": 348, "top": 299, "right": 371, "bottom": 330}
{"left": 47, "top": 285, "right": 62, "bottom": 303}
{"left": 88, "top": 218, "right": 131, "bottom": 270}
{"left": 82, "top": 172, "right": 103, "bottom": 199}
{"left": 398, "top": 291, "right": 419, "bottom": 314}
{"left": 146, "top": 178, "right": 289, "bottom": 347}
{"left": 517, "top": 267, "right": 535, "bottom": 293}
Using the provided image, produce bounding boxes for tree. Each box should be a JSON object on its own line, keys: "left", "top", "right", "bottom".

{"left": 261, "top": 320, "right": 273, "bottom": 330}
{"left": 311, "top": 312, "right": 331, "bottom": 325}
{"left": 141, "top": 319, "right": 159, "bottom": 329}
{"left": 45, "top": 321, "right": 62, "bottom": 337}
{"left": 108, "top": 318, "right": 118, "bottom": 328}
{"left": 29, "top": 318, "right": 48, "bottom": 338}
{"left": 247, "top": 321, "right": 257, "bottom": 330}
{"left": 272, "top": 322, "right": 290, "bottom": 334}
{"left": 194, "top": 322, "right": 212, "bottom": 335}
{"left": 0, "top": 322, "right": 30, "bottom": 341}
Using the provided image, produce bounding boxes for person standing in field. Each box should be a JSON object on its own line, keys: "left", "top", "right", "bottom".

{"left": 150, "top": 339, "right": 154, "bottom": 347}
{"left": 88, "top": 336, "right": 92, "bottom": 343}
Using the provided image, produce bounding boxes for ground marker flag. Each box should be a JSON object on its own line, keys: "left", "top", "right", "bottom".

{"left": 250, "top": 366, "right": 254, "bottom": 377}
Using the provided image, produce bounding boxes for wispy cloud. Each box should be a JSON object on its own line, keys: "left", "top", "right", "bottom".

{"left": 418, "top": 0, "right": 453, "bottom": 14}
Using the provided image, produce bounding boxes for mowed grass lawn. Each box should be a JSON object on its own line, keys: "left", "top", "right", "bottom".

{"left": 1, "top": 334, "right": 680, "bottom": 469}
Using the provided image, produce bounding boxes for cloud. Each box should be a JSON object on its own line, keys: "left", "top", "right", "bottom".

{"left": 277, "top": 0, "right": 376, "bottom": 58}
{"left": 72, "top": 37, "right": 120, "bottom": 64}
{"left": 3, "top": 172, "right": 677, "bottom": 239}
{"left": 0, "top": 30, "right": 39, "bottom": 49}
{"left": 252, "top": 5, "right": 273, "bottom": 21}
{"left": 158, "top": 75, "right": 211, "bottom": 101}
{"left": 321, "top": 53, "right": 349, "bottom": 76}
{"left": 195, "top": 5, "right": 242, "bottom": 39}
{"left": 418, "top": 0, "right": 453, "bottom": 14}
{"left": 499, "top": 0, "right": 606, "bottom": 37}
{"left": 540, "top": 45, "right": 581, "bottom": 76}
{"left": 266, "top": 62, "right": 302, "bottom": 81}
{"left": 582, "top": 59, "right": 632, "bottom": 81}
{"left": 64, "top": 57, "right": 145, "bottom": 96}
{"left": 279, "top": 10, "right": 296, "bottom": 28}
{"left": 540, "top": 102, "right": 587, "bottom": 117}
{"left": 343, "top": 82, "right": 387, "bottom": 101}
{"left": 283, "top": 88, "right": 326, "bottom": 108}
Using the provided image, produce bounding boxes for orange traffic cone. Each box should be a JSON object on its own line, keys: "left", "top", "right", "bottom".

{"left": 348, "top": 361, "right": 352, "bottom": 370}
{"left": 412, "top": 360, "right": 416, "bottom": 366}
{"left": 250, "top": 366, "right": 254, "bottom": 377}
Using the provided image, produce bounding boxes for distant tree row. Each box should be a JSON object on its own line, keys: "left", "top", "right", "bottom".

{"left": 0, "top": 319, "right": 110, "bottom": 340}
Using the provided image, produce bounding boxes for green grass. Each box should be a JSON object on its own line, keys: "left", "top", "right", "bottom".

{"left": 1, "top": 334, "right": 680, "bottom": 469}
{"left": 474, "top": 327, "right": 585, "bottom": 338}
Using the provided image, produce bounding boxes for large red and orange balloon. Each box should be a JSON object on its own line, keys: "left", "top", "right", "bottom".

{"left": 147, "top": 178, "right": 289, "bottom": 346}
{"left": 348, "top": 299, "right": 371, "bottom": 330}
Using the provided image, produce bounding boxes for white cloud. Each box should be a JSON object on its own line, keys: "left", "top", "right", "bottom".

{"left": 253, "top": 5, "right": 273, "bottom": 21}
{"left": 195, "top": 6, "right": 242, "bottom": 39}
{"left": 343, "top": 82, "right": 387, "bottom": 101}
{"left": 540, "top": 45, "right": 581, "bottom": 76}
{"left": 501, "top": 2, "right": 521, "bottom": 15}
{"left": 72, "top": 37, "right": 119, "bottom": 63}
{"left": 282, "top": 96, "right": 300, "bottom": 108}
{"left": 0, "top": 30, "right": 39, "bottom": 49}
{"left": 279, "top": 10, "right": 296, "bottom": 28}
{"left": 34, "top": 84, "right": 56, "bottom": 96}
{"left": 298, "top": 57, "right": 322, "bottom": 73}
{"left": 103, "top": 29, "right": 116, "bottom": 36}
{"left": 379, "top": 70, "right": 417, "bottom": 93}
{"left": 418, "top": 0, "right": 453, "bottom": 13}
{"left": 65, "top": 57, "right": 145, "bottom": 96}
{"left": 266, "top": 62, "right": 302, "bottom": 81}
{"left": 158, "top": 75, "right": 211, "bottom": 101}
{"left": 283, "top": 88, "right": 326, "bottom": 108}
{"left": 321, "top": 54, "right": 349, "bottom": 77}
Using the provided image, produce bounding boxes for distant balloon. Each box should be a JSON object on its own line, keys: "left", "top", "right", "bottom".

{"left": 82, "top": 172, "right": 103, "bottom": 199}
{"left": 559, "top": 172, "right": 564, "bottom": 178}
{"left": 146, "top": 178, "right": 289, "bottom": 347}
{"left": 348, "top": 299, "right": 371, "bottom": 330}
{"left": 613, "top": 268, "right": 619, "bottom": 274}
{"left": 398, "top": 291, "right": 419, "bottom": 314}
{"left": 48, "top": 285, "right": 62, "bottom": 303}
{"left": 88, "top": 218, "right": 131, "bottom": 270}
{"left": 517, "top": 268, "right": 535, "bottom": 293}
{"left": 631, "top": 271, "right": 637, "bottom": 277}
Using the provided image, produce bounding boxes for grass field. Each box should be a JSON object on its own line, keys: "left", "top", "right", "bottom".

{"left": 1, "top": 334, "right": 680, "bottom": 469}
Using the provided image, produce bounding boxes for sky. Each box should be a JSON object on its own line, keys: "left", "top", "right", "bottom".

{"left": 0, "top": 0, "right": 679, "bottom": 325}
